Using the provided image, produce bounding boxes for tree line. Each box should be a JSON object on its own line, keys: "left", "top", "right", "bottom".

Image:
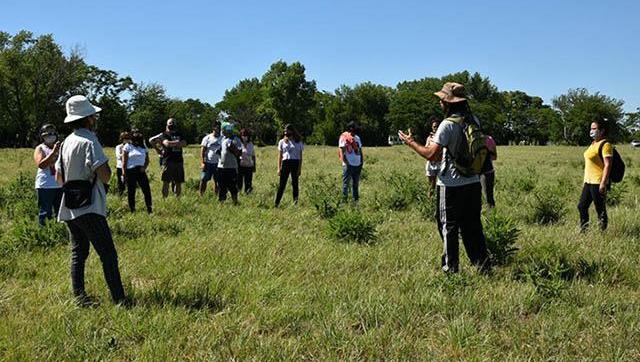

{"left": 1, "top": 30, "right": 639, "bottom": 147}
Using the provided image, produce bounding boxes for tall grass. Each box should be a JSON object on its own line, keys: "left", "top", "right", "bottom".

{"left": 0, "top": 145, "right": 639, "bottom": 360}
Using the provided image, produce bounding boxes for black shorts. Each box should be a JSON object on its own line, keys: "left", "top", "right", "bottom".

{"left": 161, "top": 161, "right": 185, "bottom": 183}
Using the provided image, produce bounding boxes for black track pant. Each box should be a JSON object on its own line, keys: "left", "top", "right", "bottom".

{"left": 435, "top": 183, "right": 490, "bottom": 273}
{"left": 218, "top": 168, "right": 238, "bottom": 201}
{"left": 125, "top": 166, "right": 152, "bottom": 213}
{"left": 577, "top": 183, "right": 608, "bottom": 231}
{"left": 275, "top": 159, "right": 300, "bottom": 206}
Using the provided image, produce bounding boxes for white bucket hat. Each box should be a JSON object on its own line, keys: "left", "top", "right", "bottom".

{"left": 64, "top": 95, "right": 102, "bottom": 123}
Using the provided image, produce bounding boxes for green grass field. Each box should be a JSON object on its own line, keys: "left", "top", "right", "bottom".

{"left": 1, "top": 145, "right": 639, "bottom": 360}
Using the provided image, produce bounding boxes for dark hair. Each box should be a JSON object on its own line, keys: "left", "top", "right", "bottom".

{"left": 67, "top": 116, "right": 93, "bottom": 130}
{"left": 428, "top": 116, "right": 441, "bottom": 126}
{"left": 132, "top": 131, "right": 145, "bottom": 147}
{"left": 283, "top": 124, "right": 302, "bottom": 142}
{"left": 443, "top": 100, "right": 475, "bottom": 125}
{"left": 119, "top": 131, "right": 131, "bottom": 143}
{"left": 593, "top": 119, "right": 609, "bottom": 135}
{"left": 346, "top": 121, "right": 359, "bottom": 133}
{"left": 240, "top": 128, "right": 252, "bottom": 140}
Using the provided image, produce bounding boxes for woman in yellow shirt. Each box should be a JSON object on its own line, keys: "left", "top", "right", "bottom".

{"left": 577, "top": 120, "right": 613, "bottom": 231}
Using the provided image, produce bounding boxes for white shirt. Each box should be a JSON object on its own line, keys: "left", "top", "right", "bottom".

{"left": 34, "top": 144, "right": 61, "bottom": 189}
{"left": 433, "top": 118, "right": 480, "bottom": 187}
{"left": 55, "top": 128, "right": 109, "bottom": 221}
{"left": 218, "top": 136, "right": 242, "bottom": 169}
{"left": 123, "top": 143, "right": 148, "bottom": 169}
{"left": 201, "top": 134, "right": 222, "bottom": 164}
{"left": 240, "top": 142, "right": 255, "bottom": 167}
{"left": 115, "top": 143, "right": 124, "bottom": 169}
{"left": 338, "top": 134, "right": 362, "bottom": 167}
{"left": 278, "top": 139, "right": 304, "bottom": 160}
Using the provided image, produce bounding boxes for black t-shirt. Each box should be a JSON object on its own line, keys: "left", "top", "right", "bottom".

{"left": 159, "top": 131, "right": 184, "bottom": 163}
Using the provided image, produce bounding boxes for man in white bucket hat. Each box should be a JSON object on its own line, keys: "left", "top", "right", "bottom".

{"left": 55, "top": 95, "right": 127, "bottom": 306}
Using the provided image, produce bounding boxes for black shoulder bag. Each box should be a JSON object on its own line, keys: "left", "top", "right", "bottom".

{"left": 60, "top": 143, "right": 96, "bottom": 209}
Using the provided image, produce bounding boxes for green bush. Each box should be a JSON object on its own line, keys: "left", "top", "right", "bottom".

{"left": 527, "top": 189, "right": 566, "bottom": 225}
{"left": 414, "top": 188, "right": 437, "bottom": 221}
{"left": 483, "top": 212, "right": 519, "bottom": 266}
{"left": 511, "top": 166, "right": 538, "bottom": 193}
{"left": 606, "top": 182, "right": 627, "bottom": 206}
{"left": 376, "top": 172, "right": 424, "bottom": 211}
{"left": 0, "top": 172, "right": 37, "bottom": 219}
{"left": 4, "top": 219, "right": 68, "bottom": 252}
{"left": 306, "top": 174, "right": 342, "bottom": 218}
{"left": 327, "top": 210, "right": 377, "bottom": 244}
{"left": 514, "top": 241, "right": 601, "bottom": 297}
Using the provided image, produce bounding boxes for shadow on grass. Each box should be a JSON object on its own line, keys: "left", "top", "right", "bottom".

{"left": 134, "top": 283, "right": 234, "bottom": 312}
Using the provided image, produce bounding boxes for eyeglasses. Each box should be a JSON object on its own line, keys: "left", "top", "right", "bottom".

{"left": 41, "top": 132, "right": 57, "bottom": 137}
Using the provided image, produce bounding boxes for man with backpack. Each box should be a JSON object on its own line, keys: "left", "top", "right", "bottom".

{"left": 399, "top": 82, "right": 490, "bottom": 273}
{"left": 578, "top": 119, "right": 625, "bottom": 231}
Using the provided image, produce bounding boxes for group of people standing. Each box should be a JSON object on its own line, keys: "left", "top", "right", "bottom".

{"left": 30, "top": 84, "right": 617, "bottom": 305}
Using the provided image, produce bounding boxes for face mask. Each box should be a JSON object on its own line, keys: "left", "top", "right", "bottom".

{"left": 124, "top": 139, "right": 132, "bottom": 144}
{"left": 43, "top": 135, "right": 57, "bottom": 144}
{"left": 241, "top": 136, "right": 248, "bottom": 142}
{"left": 589, "top": 129, "right": 599, "bottom": 139}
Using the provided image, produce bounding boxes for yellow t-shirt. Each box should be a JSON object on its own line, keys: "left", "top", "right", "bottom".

{"left": 583, "top": 140, "right": 613, "bottom": 184}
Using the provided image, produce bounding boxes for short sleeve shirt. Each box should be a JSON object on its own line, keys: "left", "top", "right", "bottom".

{"left": 55, "top": 128, "right": 109, "bottom": 221}
{"left": 115, "top": 144, "right": 123, "bottom": 169}
{"left": 159, "top": 131, "right": 184, "bottom": 163}
{"left": 201, "top": 134, "right": 222, "bottom": 164}
{"left": 584, "top": 140, "right": 613, "bottom": 184}
{"left": 240, "top": 142, "right": 255, "bottom": 167}
{"left": 123, "top": 143, "right": 148, "bottom": 169}
{"left": 338, "top": 134, "right": 362, "bottom": 166}
{"left": 432, "top": 117, "right": 480, "bottom": 187}
{"left": 218, "top": 136, "right": 242, "bottom": 169}
{"left": 278, "top": 139, "right": 304, "bottom": 160}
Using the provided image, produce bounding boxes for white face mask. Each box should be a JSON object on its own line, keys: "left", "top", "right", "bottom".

{"left": 241, "top": 136, "right": 248, "bottom": 142}
{"left": 43, "top": 135, "right": 57, "bottom": 144}
{"left": 590, "top": 129, "right": 599, "bottom": 139}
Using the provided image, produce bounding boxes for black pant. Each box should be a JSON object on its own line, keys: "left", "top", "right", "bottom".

{"left": 480, "top": 171, "right": 495, "bottom": 207}
{"left": 66, "top": 213, "right": 125, "bottom": 302}
{"left": 578, "top": 183, "right": 608, "bottom": 231}
{"left": 435, "top": 183, "right": 490, "bottom": 273}
{"left": 218, "top": 168, "right": 238, "bottom": 201}
{"left": 125, "top": 166, "right": 152, "bottom": 213}
{"left": 116, "top": 167, "right": 126, "bottom": 196}
{"left": 237, "top": 166, "right": 254, "bottom": 194}
{"left": 275, "top": 159, "right": 300, "bottom": 206}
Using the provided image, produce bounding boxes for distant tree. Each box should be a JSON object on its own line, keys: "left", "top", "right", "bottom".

{"left": 0, "top": 31, "right": 87, "bottom": 146}
{"left": 128, "top": 83, "right": 171, "bottom": 139}
{"left": 261, "top": 61, "right": 317, "bottom": 138}
{"left": 387, "top": 77, "right": 442, "bottom": 143}
{"left": 552, "top": 88, "right": 625, "bottom": 145}
{"left": 167, "top": 98, "right": 217, "bottom": 143}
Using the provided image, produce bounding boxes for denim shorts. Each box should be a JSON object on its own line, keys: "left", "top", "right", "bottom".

{"left": 201, "top": 163, "right": 219, "bottom": 182}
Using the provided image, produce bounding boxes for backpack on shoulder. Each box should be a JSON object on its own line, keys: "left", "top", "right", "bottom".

{"left": 598, "top": 141, "right": 625, "bottom": 183}
{"left": 448, "top": 115, "right": 489, "bottom": 177}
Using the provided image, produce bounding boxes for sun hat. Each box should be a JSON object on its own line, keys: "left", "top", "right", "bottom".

{"left": 64, "top": 95, "right": 101, "bottom": 123}
{"left": 434, "top": 82, "right": 467, "bottom": 103}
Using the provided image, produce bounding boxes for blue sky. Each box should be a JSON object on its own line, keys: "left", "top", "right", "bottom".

{"left": 2, "top": 0, "right": 639, "bottom": 111}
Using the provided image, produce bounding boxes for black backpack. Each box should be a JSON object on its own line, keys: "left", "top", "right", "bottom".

{"left": 598, "top": 141, "right": 625, "bottom": 183}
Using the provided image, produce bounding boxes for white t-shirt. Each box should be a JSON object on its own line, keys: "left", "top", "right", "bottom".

{"left": 239, "top": 142, "right": 255, "bottom": 167}
{"left": 201, "top": 134, "right": 222, "bottom": 164}
{"left": 278, "top": 139, "right": 304, "bottom": 160}
{"left": 123, "top": 143, "right": 148, "bottom": 169}
{"left": 34, "top": 144, "right": 61, "bottom": 189}
{"left": 339, "top": 135, "right": 362, "bottom": 167}
{"left": 218, "top": 136, "right": 242, "bottom": 169}
{"left": 432, "top": 117, "right": 479, "bottom": 187}
{"left": 115, "top": 144, "right": 123, "bottom": 169}
{"left": 55, "top": 128, "right": 109, "bottom": 221}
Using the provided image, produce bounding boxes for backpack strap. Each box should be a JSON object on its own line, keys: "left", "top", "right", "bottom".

{"left": 598, "top": 140, "right": 609, "bottom": 162}
{"left": 59, "top": 142, "right": 66, "bottom": 184}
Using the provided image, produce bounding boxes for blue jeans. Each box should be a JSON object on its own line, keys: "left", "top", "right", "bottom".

{"left": 37, "top": 188, "right": 63, "bottom": 226}
{"left": 342, "top": 164, "right": 362, "bottom": 201}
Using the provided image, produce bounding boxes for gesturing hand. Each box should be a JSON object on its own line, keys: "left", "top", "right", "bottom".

{"left": 398, "top": 130, "right": 414, "bottom": 145}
